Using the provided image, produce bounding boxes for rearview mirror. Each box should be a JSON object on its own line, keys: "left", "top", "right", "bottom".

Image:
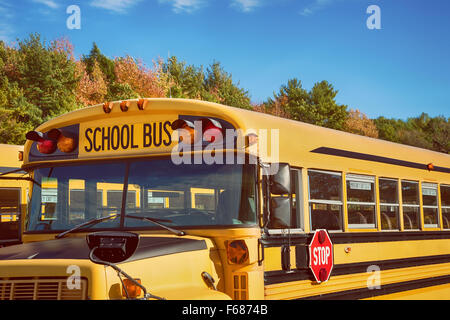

{"left": 87, "top": 231, "right": 139, "bottom": 264}
{"left": 269, "top": 163, "right": 291, "bottom": 195}
{"left": 268, "top": 197, "right": 291, "bottom": 228}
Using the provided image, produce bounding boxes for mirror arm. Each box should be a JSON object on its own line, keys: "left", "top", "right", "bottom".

{"left": 89, "top": 249, "right": 165, "bottom": 300}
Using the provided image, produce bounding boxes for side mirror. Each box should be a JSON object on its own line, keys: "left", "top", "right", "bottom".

{"left": 268, "top": 197, "right": 291, "bottom": 228}
{"left": 87, "top": 231, "right": 139, "bottom": 264}
{"left": 269, "top": 163, "right": 291, "bottom": 195}
{"left": 86, "top": 231, "right": 165, "bottom": 300}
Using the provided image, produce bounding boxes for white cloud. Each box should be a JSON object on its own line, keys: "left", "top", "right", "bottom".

{"left": 300, "top": 0, "right": 335, "bottom": 16}
{"left": 231, "top": 0, "right": 261, "bottom": 12}
{"left": 90, "top": 0, "right": 143, "bottom": 14}
{"left": 158, "top": 0, "right": 204, "bottom": 14}
{"left": 31, "top": 0, "right": 59, "bottom": 9}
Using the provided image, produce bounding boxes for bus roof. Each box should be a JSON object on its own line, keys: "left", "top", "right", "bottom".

{"left": 0, "top": 144, "right": 24, "bottom": 174}
{"left": 23, "top": 98, "right": 449, "bottom": 177}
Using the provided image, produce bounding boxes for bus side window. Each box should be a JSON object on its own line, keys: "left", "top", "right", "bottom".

{"left": 346, "top": 174, "right": 376, "bottom": 229}
{"left": 422, "top": 183, "right": 439, "bottom": 228}
{"left": 379, "top": 178, "right": 400, "bottom": 230}
{"left": 401, "top": 181, "right": 420, "bottom": 230}
{"left": 0, "top": 188, "right": 21, "bottom": 241}
{"left": 440, "top": 185, "right": 450, "bottom": 229}
{"left": 308, "top": 170, "right": 343, "bottom": 231}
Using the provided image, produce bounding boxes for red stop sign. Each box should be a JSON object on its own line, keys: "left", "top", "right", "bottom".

{"left": 309, "top": 229, "right": 334, "bottom": 283}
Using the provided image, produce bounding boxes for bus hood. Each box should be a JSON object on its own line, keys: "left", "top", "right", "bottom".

{"left": 0, "top": 235, "right": 228, "bottom": 300}
{"left": 0, "top": 236, "right": 207, "bottom": 261}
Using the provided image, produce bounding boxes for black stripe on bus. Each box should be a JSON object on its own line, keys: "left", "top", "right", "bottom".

{"left": 261, "top": 231, "right": 450, "bottom": 247}
{"left": 264, "top": 254, "right": 450, "bottom": 285}
{"left": 298, "top": 275, "right": 450, "bottom": 300}
{"left": 310, "top": 146, "right": 450, "bottom": 173}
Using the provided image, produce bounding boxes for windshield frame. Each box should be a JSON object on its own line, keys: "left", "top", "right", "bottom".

{"left": 24, "top": 154, "right": 259, "bottom": 235}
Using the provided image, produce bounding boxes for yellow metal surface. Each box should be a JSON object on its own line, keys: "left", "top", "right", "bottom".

{"left": 265, "top": 262, "right": 450, "bottom": 300}
{"left": 334, "top": 239, "right": 450, "bottom": 264}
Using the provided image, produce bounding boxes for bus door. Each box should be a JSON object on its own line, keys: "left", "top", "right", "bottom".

{"left": 0, "top": 188, "right": 22, "bottom": 246}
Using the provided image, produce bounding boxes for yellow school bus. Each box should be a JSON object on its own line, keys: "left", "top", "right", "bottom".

{"left": 0, "top": 98, "right": 449, "bottom": 300}
{"left": 0, "top": 144, "right": 28, "bottom": 247}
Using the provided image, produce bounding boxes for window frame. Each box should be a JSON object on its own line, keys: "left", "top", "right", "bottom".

{"left": 345, "top": 173, "right": 377, "bottom": 230}
{"left": 440, "top": 184, "right": 450, "bottom": 230}
{"left": 308, "top": 169, "right": 343, "bottom": 232}
{"left": 378, "top": 177, "right": 400, "bottom": 231}
{"left": 422, "top": 182, "right": 439, "bottom": 229}
{"left": 401, "top": 180, "right": 421, "bottom": 230}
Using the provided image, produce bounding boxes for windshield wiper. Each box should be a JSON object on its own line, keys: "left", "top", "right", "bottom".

{"left": 125, "top": 214, "right": 185, "bottom": 236}
{"left": 55, "top": 214, "right": 119, "bottom": 239}
{"left": 55, "top": 214, "right": 185, "bottom": 239}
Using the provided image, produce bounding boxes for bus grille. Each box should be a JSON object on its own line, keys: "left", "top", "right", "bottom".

{"left": 0, "top": 278, "right": 87, "bottom": 300}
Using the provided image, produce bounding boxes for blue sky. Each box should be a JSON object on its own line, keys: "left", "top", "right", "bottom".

{"left": 1, "top": 0, "right": 449, "bottom": 119}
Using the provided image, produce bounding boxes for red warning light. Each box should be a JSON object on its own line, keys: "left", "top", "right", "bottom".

{"left": 26, "top": 131, "right": 57, "bottom": 154}
{"left": 200, "top": 118, "right": 223, "bottom": 143}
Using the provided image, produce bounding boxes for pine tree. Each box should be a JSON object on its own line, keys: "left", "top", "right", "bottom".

{"left": 0, "top": 34, "right": 79, "bottom": 144}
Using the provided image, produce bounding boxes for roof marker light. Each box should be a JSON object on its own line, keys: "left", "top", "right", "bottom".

{"left": 120, "top": 101, "right": 128, "bottom": 112}
{"left": 137, "top": 99, "right": 145, "bottom": 110}
{"left": 103, "top": 102, "right": 112, "bottom": 114}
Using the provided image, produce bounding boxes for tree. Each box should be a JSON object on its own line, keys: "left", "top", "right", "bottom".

{"left": 266, "top": 78, "right": 348, "bottom": 130}
{"left": 162, "top": 57, "right": 252, "bottom": 109}
{"left": 114, "top": 55, "right": 166, "bottom": 98}
{"left": 307, "top": 80, "right": 348, "bottom": 130}
{"left": 374, "top": 113, "right": 449, "bottom": 154}
{"left": 75, "top": 60, "right": 108, "bottom": 106}
{"left": 82, "top": 43, "right": 116, "bottom": 84}
{"left": 0, "top": 80, "right": 39, "bottom": 144}
{"left": 373, "top": 116, "right": 403, "bottom": 143}
{"left": 203, "top": 62, "right": 252, "bottom": 110}
{"left": 252, "top": 97, "right": 290, "bottom": 119}
{"left": 266, "top": 78, "right": 309, "bottom": 118}
{"left": 344, "top": 109, "right": 379, "bottom": 138}
{"left": 427, "top": 116, "right": 450, "bottom": 153}
{"left": 0, "top": 34, "right": 79, "bottom": 144}
{"left": 163, "top": 56, "right": 205, "bottom": 99}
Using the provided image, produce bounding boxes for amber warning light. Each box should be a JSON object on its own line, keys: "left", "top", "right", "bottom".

{"left": 171, "top": 118, "right": 223, "bottom": 145}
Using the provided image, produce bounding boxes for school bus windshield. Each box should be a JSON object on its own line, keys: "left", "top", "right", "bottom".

{"left": 26, "top": 158, "right": 257, "bottom": 232}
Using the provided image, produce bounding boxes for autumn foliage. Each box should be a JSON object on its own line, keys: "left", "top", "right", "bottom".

{"left": 344, "top": 109, "right": 379, "bottom": 138}
{"left": 0, "top": 33, "right": 447, "bottom": 154}
{"left": 114, "top": 56, "right": 167, "bottom": 98}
